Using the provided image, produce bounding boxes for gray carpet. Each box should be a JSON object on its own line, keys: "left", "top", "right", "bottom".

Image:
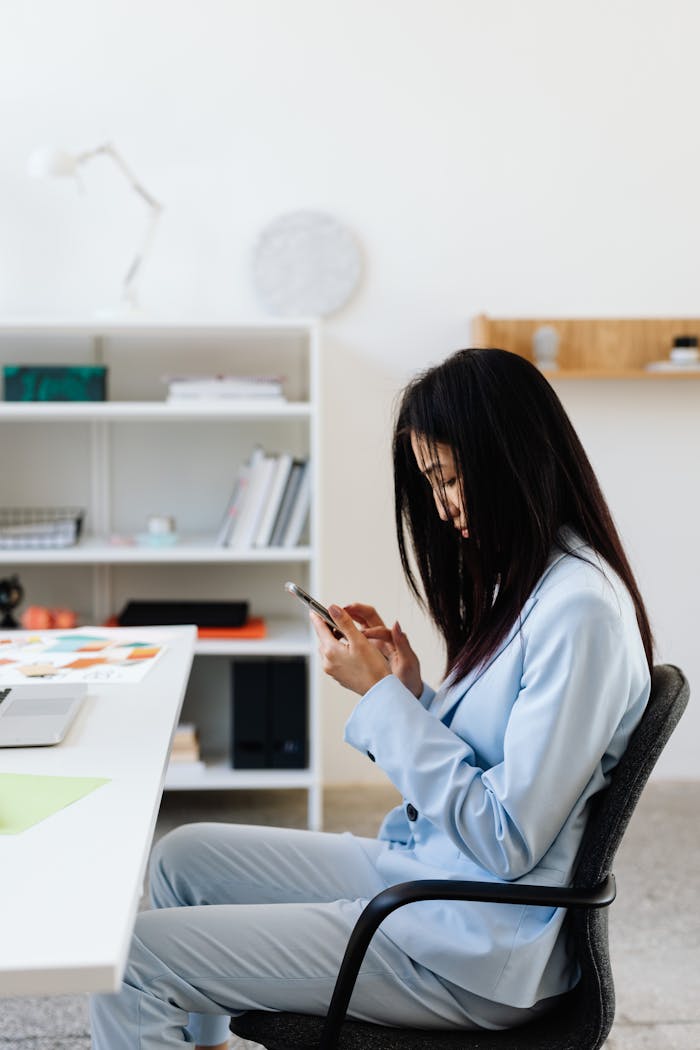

{"left": 1, "top": 782, "right": 698, "bottom": 1050}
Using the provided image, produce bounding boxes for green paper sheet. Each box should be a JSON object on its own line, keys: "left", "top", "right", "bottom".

{"left": 0, "top": 772, "right": 109, "bottom": 835}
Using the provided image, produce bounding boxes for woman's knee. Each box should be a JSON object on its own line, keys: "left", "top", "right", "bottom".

{"left": 149, "top": 823, "right": 208, "bottom": 907}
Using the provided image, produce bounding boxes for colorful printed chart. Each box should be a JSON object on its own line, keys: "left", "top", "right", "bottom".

{"left": 0, "top": 629, "right": 168, "bottom": 684}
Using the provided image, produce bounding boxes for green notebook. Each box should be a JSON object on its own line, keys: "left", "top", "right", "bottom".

{"left": 0, "top": 772, "right": 109, "bottom": 834}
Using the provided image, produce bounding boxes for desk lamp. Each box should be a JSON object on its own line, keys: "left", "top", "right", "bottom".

{"left": 28, "top": 143, "right": 163, "bottom": 312}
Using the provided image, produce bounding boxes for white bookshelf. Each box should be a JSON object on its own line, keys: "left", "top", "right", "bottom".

{"left": 0, "top": 319, "right": 323, "bottom": 828}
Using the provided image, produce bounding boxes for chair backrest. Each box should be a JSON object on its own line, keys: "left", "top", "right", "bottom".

{"left": 575, "top": 663, "right": 689, "bottom": 889}
{"left": 561, "top": 663, "right": 689, "bottom": 1050}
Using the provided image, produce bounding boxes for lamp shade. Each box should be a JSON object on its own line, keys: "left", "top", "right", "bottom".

{"left": 28, "top": 147, "right": 79, "bottom": 178}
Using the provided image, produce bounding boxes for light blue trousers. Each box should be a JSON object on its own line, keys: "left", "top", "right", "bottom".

{"left": 89, "top": 822, "right": 544, "bottom": 1048}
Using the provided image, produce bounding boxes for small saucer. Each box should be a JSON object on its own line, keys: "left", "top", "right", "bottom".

{"left": 135, "top": 532, "right": 179, "bottom": 547}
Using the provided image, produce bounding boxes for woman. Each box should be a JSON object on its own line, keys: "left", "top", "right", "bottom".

{"left": 90, "top": 347, "right": 652, "bottom": 1049}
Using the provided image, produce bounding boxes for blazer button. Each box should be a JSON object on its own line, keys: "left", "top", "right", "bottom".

{"left": 406, "top": 803, "right": 418, "bottom": 821}
{"left": 367, "top": 750, "right": 376, "bottom": 762}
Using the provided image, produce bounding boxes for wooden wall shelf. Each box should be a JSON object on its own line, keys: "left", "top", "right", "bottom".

{"left": 472, "top": 315, "right": 700, "bottom": 378}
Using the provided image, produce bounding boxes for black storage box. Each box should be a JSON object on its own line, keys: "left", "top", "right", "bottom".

{"left": 117, "top": 600, "right": 249, "bottom": 628}
{"left": 231, "top": 658, "right": 307, "bottom": 769}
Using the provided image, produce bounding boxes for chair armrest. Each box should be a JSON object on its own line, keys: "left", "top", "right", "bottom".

{"left": 363, "top": 875, "right": 616, "bottom": 913}
{"left": 319, "top": 874, "right": 615, "bottom": 1050}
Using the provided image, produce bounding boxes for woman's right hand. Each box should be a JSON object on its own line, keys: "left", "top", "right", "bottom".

{"left": 343, "top": 603, "right": 423, "bottom": 699}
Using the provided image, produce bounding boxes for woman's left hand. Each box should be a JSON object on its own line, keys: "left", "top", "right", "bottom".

{"left": 311, "top": 605, "right": 391, "bottom": 696}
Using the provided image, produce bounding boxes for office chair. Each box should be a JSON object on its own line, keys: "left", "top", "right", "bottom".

{"left": 231, "top": 663, "right": 689, "bottom": 1050}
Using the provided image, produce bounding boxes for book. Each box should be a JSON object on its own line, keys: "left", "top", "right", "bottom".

{"left": 220, "top": 446, "right": 264, "bottom": 546}
{"left": 215, "top": 473, "right": 248, "bottom": 546}
{"left": 171, "top": 749, "right": 200, "bottom": 762}
{"left": 227, "top": 454, "right": 278, "bottom": 548}
{"left": 253, "top": 453, "right": 294, "bottom": 547}
{"left": 171, "top": 747, "right": 200, "bottom": 762}
{"left": 165, "top": 375, "right": 285, "bottom": 400}
{"left": 269, "top": 460, "right": 305, "bottom": 546}
{"left": 280, "top": 460, "right": 311, "bottom": 547}
{"left": 171, "top": 722, "right": 200, "bottom": 762}
{"left": 168, "top": 389, "right": 285, "bottom": 402}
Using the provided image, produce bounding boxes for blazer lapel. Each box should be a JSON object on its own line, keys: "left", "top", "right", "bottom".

{"left": 433, "top": 542, "right": 579, "bottom": 724}
{"left": 434, "top": 601, "right": 535, "bottom": 723}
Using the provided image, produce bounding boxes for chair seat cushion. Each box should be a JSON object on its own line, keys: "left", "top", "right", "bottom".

{"left": 230, "top": 988, "right": 588, "bottom": 1050}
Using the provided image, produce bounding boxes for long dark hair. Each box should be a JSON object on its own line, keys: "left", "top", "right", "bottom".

{"left": 393, "top": 348, "right": 653, "bottom": 680}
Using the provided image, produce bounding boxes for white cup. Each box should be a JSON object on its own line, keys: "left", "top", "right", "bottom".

{"left": 147, "top": 514, "right": 176, "bottom": 535}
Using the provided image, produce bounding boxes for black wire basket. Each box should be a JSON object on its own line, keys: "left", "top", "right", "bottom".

{"left": 0, "top": 508, "right": 85, "bottom": 549}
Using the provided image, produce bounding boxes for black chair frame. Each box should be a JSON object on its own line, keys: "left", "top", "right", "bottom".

{"left": 315, "top": 876, "right": 616, "bottom": 1050}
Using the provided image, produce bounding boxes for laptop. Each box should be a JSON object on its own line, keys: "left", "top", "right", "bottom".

{"left": 0, "top": 683, "right": 87, "bottom": 747}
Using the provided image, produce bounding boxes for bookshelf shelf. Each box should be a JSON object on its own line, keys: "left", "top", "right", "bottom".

{"left": 0, "top": 539, "right": 313, "bottom": 564}
{"left": 0, "top": 319, "right": 322, "bottom": 829}
{"left": 194, "top": 617, "right": 314, "bottom": 657}
{"left": 0, "top": 400, "right": 313, "bottom": 421}
{"left": 165, "top": 762, "right": 315, "bottom": 791}
{"left": 0, "top": 317, "right": 317, "bottom": 337}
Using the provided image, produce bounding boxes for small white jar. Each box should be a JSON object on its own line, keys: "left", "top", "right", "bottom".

{"left": 670, "top": 336, "right": 699, "bottom": 365}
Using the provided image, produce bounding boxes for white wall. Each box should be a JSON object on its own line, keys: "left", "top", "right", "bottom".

{"left": 0, "top": 0, "right": 697, "bottom": 780}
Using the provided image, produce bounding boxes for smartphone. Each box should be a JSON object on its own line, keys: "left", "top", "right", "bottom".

{"left": 284, "top": 581, "right": 346, "bottom": 639}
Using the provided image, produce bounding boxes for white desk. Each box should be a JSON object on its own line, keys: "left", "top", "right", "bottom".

{"left": 0, "top": 626, "right": 196, "bottom": 997}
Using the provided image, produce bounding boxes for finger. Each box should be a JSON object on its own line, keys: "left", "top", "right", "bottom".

{"left": 366, "top": 636, "right": 394, "bottom": 660}
{"left": 310, "top": 610, "right": 339, "bottom": 649}
{"left": 328, "top": 605, "right": 364, "bottom": 643}
{"left": 363, "top": 626, "right": 393, "bottom": 644}
{"left": 391, "top": 621, "right": 412, "bottom": 651}
{"left": 343, "top": 603, "right": 385, "bottom": 629}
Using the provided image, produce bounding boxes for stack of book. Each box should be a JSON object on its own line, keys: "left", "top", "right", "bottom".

{"left": 169, "top": 723, "right": 204, "bottom": 772}
{"left": 164, "top": 374, "right": 285, "bottom": 402}
{"left": 217, "top": 447, "right": 311, "bottom": 549}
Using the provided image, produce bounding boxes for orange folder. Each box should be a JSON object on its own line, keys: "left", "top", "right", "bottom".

{"left": 197, "top": 618, "right": 267, "bottom": 640}
{"left": 103, "top": 616, "right": 267, "bottom": 639}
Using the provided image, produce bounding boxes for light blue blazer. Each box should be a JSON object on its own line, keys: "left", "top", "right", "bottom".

{"left": 344, "top": 535, "right": 650, "bottom": 1008}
